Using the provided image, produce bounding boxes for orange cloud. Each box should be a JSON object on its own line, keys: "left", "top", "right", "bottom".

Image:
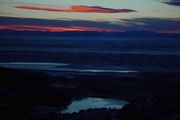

{"left": 15, "top": 5, "right": 136, "bottom": 13}
{"left": 0, "top": 24, "right": 121, "bottom": 32}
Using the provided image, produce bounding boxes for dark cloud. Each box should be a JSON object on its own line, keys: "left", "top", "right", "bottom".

{"left": 0, "top": 16, "right": 123, "bottom": 29}
{"left": 121, "top": 18, "right": 180, "bottom": 30}
{"left": 162, "top": 0, "right": 180, "bottom": 6}
{"left": 0, "top": 17, "right": 180, "bottom": 33}
{"left": 120, "top": 18, "right": 180, "bottom": 33}
{"left": 0, "top": 17, "right": 123, "bottom": 32}
{"left": 15, "top": 5, "right": 136, "bottom": 13}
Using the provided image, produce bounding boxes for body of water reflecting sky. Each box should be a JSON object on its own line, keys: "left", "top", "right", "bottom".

{"left": 0, "top": 0, "right": 180, "bottom": 33}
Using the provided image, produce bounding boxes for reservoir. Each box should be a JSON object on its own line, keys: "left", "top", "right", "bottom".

{"left": 62, "top": 97, "right": 129, "bottom": 113}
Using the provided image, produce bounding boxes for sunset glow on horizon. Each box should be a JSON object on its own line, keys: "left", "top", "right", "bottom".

{"left": 0, "top": 24, "right": 121, "bottom": 32}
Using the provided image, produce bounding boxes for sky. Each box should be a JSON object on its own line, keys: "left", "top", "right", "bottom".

{"left": 0, "top": 0, "right": 180, "bottom": 33}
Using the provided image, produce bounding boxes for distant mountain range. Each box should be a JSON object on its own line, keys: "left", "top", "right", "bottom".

{"left": 0, "top": 30, "right": 180, "bottom": 37}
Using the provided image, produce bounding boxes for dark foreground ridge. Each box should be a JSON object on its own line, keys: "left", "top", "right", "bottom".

{"left": 0, "top": 67, "right": 180, "bottom": 120}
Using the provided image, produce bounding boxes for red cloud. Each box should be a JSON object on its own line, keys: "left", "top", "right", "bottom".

{"left": 0, "top": 24, "right": 121, "bottom": 32}
{"left": 15, "top": 5, "right": 136, "bottom": 13}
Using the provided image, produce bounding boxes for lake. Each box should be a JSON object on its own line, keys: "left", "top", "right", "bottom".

{"left": 61, "top": 97, "right": 129, "bottom": 113}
